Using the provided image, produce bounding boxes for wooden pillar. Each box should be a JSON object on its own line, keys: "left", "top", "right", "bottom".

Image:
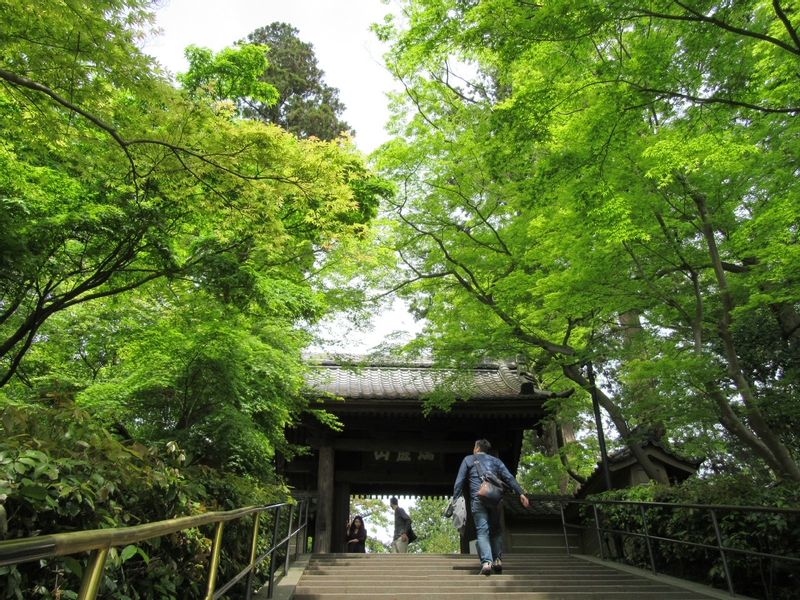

{"left": 500, "top": 504, "right": 510, "bottom": 554}
{"left": 313, "top": 445, "right": 334, "bottom": 553}
{"left": 460, "top": 494, "right": 474, "bottom": 554}
{"left": 459, "top": 532, "right": 471, "bottom": 554}
{"left": 333, "top": 482, "right": 351, "bottom": 553}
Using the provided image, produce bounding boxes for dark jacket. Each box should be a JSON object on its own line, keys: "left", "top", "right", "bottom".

{"left": 392, "top": 507, "right": 411, "bottom": 540}
{"left": 453, "top": 452, "right": 524, "bottom": 500}
{"left": 346, "top": 523, "right": 367, "bottom": 553}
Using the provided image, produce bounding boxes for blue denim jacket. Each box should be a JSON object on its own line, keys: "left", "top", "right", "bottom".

{"left": 453, "top": 452, "right": 524, "bottom": 500}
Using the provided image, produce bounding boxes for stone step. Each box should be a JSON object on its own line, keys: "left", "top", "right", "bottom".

{"left": 305, "top": 559, "right": 596, "bottom": 565}
{"left": 293, "top": 593, "right": 704, "bottom": 600}
{"left": 510, "top": 532, "right": 580, "bottom": 542}
{"left": 310, "top": 552, "right": 559, "bottom": 556}
{"left": 291, "top": 554, "right": 714, "bottom": 599}
{"left": 304, "top": 561, "right": 590, "bottom": 567}
{"left": 306, "top": 556, "right": 580, "bottom": 564}
{"left": 296, "top": 584, "right": 689, "bottom": 593}
{"left": 511, "top": 546, "right": 583, "bottom": 554}
{"left": 303, "top": 568, "right": 628, "bottom": 576}
{"left": 510, "top": 540, "right": 581, "bottom": 548}
{"left": 303, "top": 569, "right": 636, "bottom": 583}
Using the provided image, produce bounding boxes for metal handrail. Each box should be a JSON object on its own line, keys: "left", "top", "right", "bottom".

{"left": 0, "top": 498, "right": 313, "bottom": 600}
{"left": 558, "top": 498, "right": 800, "bottom": 597}
{"left": 562, "top": 497, "right": 800, "bottom": 514}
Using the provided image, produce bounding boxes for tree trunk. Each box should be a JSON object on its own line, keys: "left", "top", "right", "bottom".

{"left": 556, "top": 423, "right": 586, "bottom": 487}
{"left": 689, "top": 180, "right": 800, "bottom": 481}
{"left": 706, "top": 384, "right": 788, "bottom": 476}
{"left": 771, "top": 302, "right": 800, "bottom": 342}
{"left": 562, "top": 363, "right": 669, "bottom": 484}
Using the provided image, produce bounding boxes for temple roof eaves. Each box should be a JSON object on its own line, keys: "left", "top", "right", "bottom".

{"left": 304, "top": 360, "right": 552, "bottom": 401}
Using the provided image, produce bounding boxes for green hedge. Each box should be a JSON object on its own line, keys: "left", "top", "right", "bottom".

{"left": 583, "top": 477, "right": 800, "bottom": 599}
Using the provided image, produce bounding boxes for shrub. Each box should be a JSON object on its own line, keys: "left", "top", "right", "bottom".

{"left": 0, "top": 400, "right": 285, "bottom": 599}
{"left": 584, "top": 476, "right": 800, "bottom": 599}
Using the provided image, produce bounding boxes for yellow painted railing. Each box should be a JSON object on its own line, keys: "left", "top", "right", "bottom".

{"left": 0, "top": 498, "right": 312, "bottom": 600}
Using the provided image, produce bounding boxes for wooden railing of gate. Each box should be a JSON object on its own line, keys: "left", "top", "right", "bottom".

{"left": 0, "top": 499, "right": 311, "bottom": 600}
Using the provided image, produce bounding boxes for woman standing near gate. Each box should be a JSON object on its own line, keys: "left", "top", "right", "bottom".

{"left": 345, "top": 515, "right": 367, "bottom": 552}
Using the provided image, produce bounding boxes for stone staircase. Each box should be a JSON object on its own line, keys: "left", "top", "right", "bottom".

{"left": 506, "top": 522, "right": 582, "bottom": 555}
{"left": 290, "top": 553, "right": 719, "bottom": 599}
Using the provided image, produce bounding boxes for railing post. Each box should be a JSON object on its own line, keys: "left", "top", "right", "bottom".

{"left": 284, "top": 504, "right": 295, "bottom": 574}
{"left": 244, "top": 511, "right": 262, "bottom": 600}
{"left": 77, "top": 547, "right": 109, "bottom": 600}
{"left": 203, "top": 521, "right": 225, "bottom": 600}
{"left": 267, "top": 505, "right": 282, "bottom": 599}
{"left": 559, "top": 501, "right": 571, "bottom": 557}
{"left": 305, "top": 499, "right": 311, "bottom": 553}
{"left": 295, "top": 500, "right": 305, "bottom": 559}
{"left": 592, "top": 504, "right": 605, "bottom": 560}
{"left": 303, "top": 499, "right": 312, "bottom": 555}
{"left": 639, "top": 504, "right": 657, "bottom": 575}
{"left": 709, "top": 509, "right": 735, "bottom": 596}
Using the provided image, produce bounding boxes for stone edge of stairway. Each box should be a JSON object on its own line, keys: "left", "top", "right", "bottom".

{"left": 571, "top": 554, "right": 756, "bottom": 600}
{"left": 254, "top": 554, "right": 311, "bottom": 600}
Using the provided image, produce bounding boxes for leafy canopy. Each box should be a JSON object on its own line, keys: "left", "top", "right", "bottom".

{"left": 372, "top": 0, "right": 800, "bottom": 484}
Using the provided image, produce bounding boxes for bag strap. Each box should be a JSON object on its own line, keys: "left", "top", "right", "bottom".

{"left": 473, "top": 455, "right": 490, "bottom": 479}
{"left": 474, "top": 455, "right": 505, "bottom": 487}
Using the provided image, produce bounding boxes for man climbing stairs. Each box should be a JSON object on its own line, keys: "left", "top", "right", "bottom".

{"left": 287, "top": 553, "right": 726, "bottom": 599}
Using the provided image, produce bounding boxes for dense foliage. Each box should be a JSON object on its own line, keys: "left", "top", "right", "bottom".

{"left": 0, "top": 400, "right": 283, "bottom": 599}
{"left": 372, "top": 0, "right": 800, "bottom": 488}
{"left": 0, "top": 0, "right": 383, "bottom": 597}
{"left": 407, "top": 497, "right": 459, "bottom": 554}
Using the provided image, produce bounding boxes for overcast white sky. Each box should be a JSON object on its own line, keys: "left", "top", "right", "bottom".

{"left": 143, "top": 0, "right": 422, "bottom": 352}
{"left": 143, "top": 0, "right": 398, "bottom": 154}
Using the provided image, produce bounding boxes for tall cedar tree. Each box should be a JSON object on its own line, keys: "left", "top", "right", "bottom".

{"left": 242, "top": 22, "right": 352, "bottom": 140}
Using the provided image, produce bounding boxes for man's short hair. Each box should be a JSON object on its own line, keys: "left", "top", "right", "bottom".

{"left": 474, "top": 439, "right": 492, "bottom": 453}
{"left": 389, "top": 496, "right": 398, "bottom": 506}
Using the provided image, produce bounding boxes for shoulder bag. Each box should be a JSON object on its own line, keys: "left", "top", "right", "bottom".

{"left": 406, "top": 524, "right": 418, "bottom": 543}
{"left": 474, "top": 456, "right": 505, "bottom": 506}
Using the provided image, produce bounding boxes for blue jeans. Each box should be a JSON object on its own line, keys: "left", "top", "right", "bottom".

{"left": 471, "top": 498, "right": 503, "bottom": 564}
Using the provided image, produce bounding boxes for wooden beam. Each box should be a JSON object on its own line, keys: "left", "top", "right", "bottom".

{"left": 336, "top": 470, "right": 453, "bottom": 485}
{"left": 330, "top": 439, "right": 501, "bottom": 453}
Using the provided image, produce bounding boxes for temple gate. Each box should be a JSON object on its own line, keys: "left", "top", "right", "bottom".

{"left": 278, "top": 360, "right": 567, "bottom": 553}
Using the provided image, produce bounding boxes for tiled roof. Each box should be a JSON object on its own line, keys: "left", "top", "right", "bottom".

{"left": 304, "top": 361, "right": 546, "bottom": 400}
{"left": 576, "top": 439, "right": 703, "bottom": 497}
{"left": 593, "top": 438, "right": 704, "bottom": 471}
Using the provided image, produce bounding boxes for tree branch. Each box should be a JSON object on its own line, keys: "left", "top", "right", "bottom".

{"left": 621, "top": 79, "right": 800, "bottom": 114}
{"left": 0, "top": 68, "right": 140, "bottom": 176}
{"left": 0, "top": 68, "right": 305, "bottom": 188}
{"left": 633, "top": 1, "right": 800, "bottom": 56}
{"left": 773, "top": 0, "right": 800, "bottom": 52}
{"left": 423, "top": 181, "right": 513, "bottom": 257}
